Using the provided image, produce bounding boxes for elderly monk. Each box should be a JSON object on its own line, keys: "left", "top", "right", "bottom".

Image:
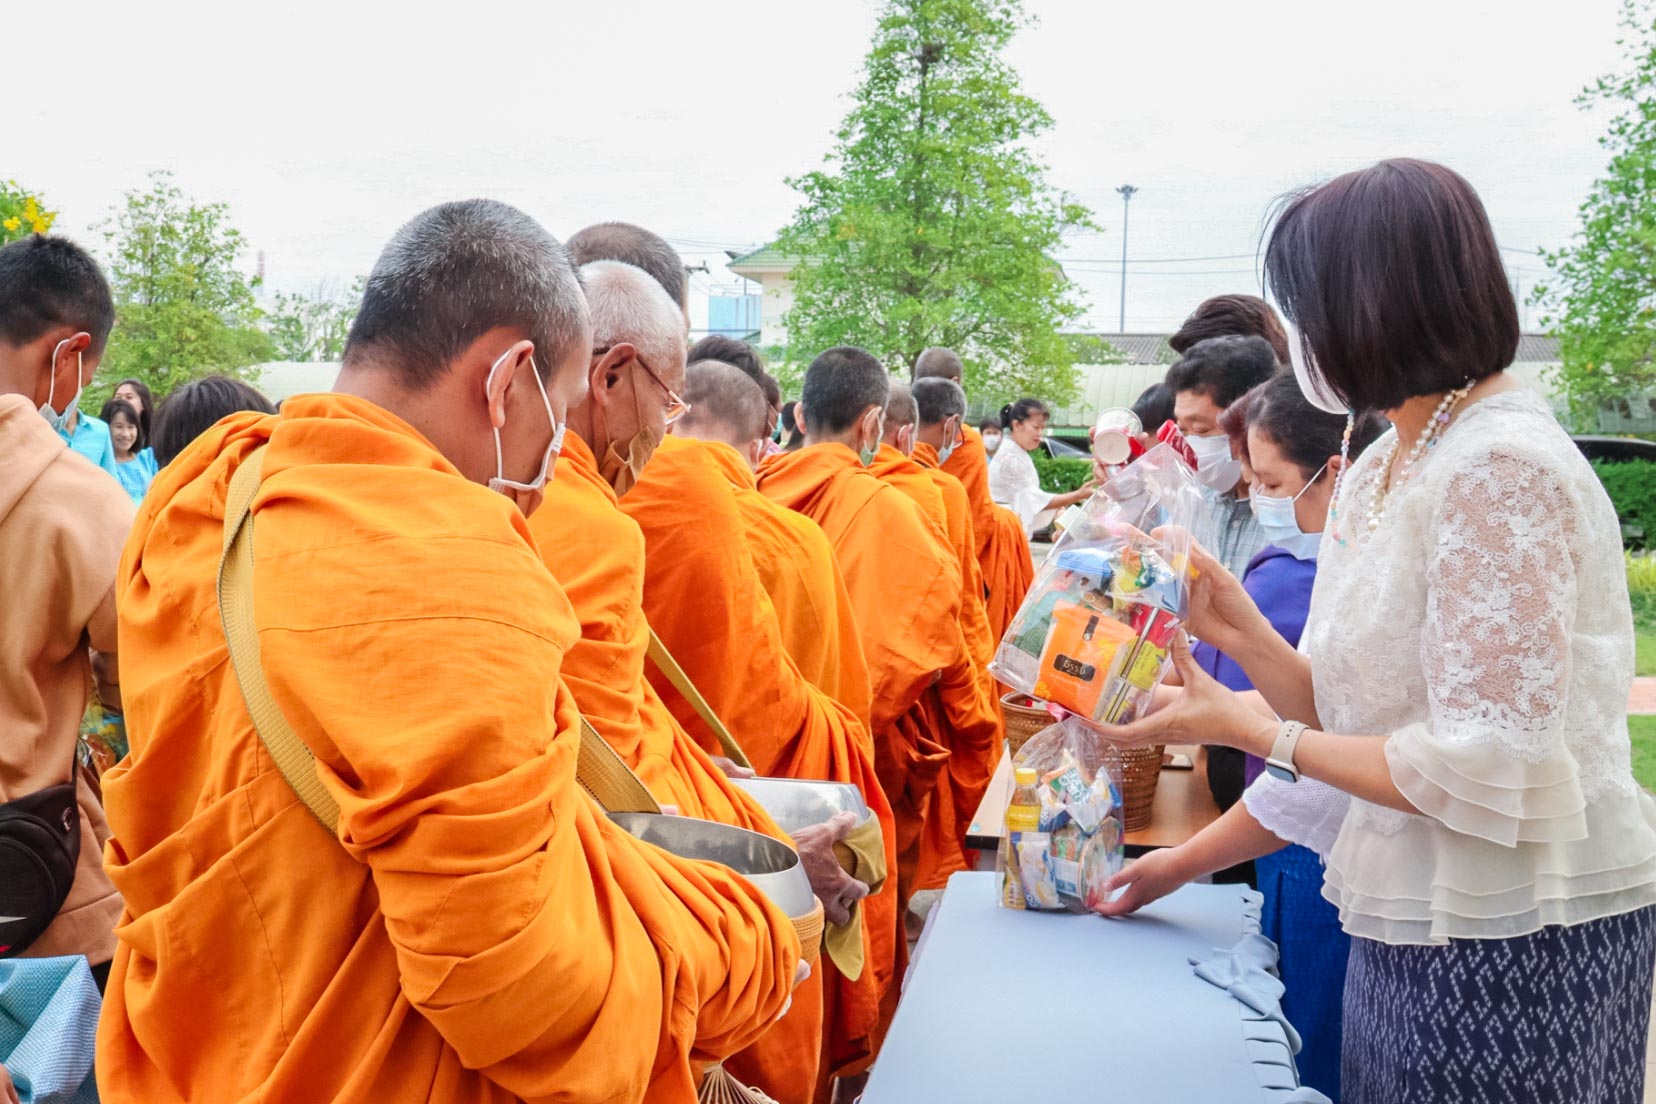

{"left": 573, "top": 225, "right": 897, "bottom": 1102}
{"left": 99, "top": 200, "right": 798, "bottom": 1104}
{"left": 673, "top": 360, "right": 873, "bottom": 727}
{"left": 871, "top": 381, "right": 1002, "bottom": 890}
{"left": 532, "top": 262, "right": 866, "bottom": 1104}
{"left": 913, "top": 346, "right": 1035, "bottom": 640}
{"left": 757, "top": 348, "right": 977, "bottom": 922}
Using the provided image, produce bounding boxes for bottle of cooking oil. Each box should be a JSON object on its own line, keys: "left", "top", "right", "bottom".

{"left": 999, "top": 767, "right": 1043, "bottom": 908}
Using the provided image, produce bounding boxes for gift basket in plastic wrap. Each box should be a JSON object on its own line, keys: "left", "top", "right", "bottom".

{"left": 989, "top": 440, "right": 1214, "bottom": 912}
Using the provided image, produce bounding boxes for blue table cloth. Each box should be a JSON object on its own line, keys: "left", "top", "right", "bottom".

{"left": 863, "top": 872, "right": 1326, "bottom": 1103}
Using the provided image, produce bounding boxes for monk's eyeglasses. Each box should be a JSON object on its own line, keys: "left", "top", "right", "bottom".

{"left": 593, "top": 345, "right": 691, "bottom": 427}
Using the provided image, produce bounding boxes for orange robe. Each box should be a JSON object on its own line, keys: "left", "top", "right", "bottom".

{"left": 941, "top": 425, "right": 1036, "bottom": 641}
{"left": 530, "top": 431, "right": 822, "bottom": 1103}
{"left": 756, "top": 444, "right": 965, "bottom": 911}
{"left": 100, "top": 394, "right": 797, "bottom": 1104}
{"left": 621, "top": 433, "right": 899, "bottom": 1092}
{"left": 697, "top": 438, "right": 873, "bottom": 729}
{"left": 866, "top": 444, "right": 1001, "bottom": 891}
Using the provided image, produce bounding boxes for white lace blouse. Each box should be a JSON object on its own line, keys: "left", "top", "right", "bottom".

{"left": 989, "top": 443, "right": 1055, "bottom": 536}
{"left": 1243, "top": 390, "right": 1656, "bottom": 945}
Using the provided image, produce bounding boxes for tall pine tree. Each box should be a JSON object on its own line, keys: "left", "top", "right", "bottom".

{"left": 776, "top": 0, "right": 1092, "bottom": 403}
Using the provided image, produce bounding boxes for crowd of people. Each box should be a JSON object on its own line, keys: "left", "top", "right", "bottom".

{"left": 1, "top": 156, "right": 1652, "bottom": 1104}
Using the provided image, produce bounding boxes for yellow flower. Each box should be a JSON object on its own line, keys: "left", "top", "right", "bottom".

{"left": 1, "top": 217, "right": 20, "bottom": 232}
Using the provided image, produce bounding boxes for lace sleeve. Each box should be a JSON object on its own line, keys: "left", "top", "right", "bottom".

{"left": 1243, "top": 773, "right": 1350, "bottom": 857}
{"left": 1384, "top": 448, "right": 1589, "bottom": 847}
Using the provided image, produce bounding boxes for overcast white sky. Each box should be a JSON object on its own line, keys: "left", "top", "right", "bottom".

{"left": 17, "top": 0, "right": 1624, "bottom": 335}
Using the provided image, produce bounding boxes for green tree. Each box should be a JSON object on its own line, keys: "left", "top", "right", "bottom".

{"left": 774, "top": 0, "right": 1093, "bottom": 404}
{"left": 1537, "top": 0, "right": 1656, "bottom": 424}
{"left": 95, "top": 172, "right": 274, "bottom": 405}
{"left": 0, "top": 180, "right": 56, "bottom": 246}
{"left": 267, "top": 277, "right": 364, "bottom": 362}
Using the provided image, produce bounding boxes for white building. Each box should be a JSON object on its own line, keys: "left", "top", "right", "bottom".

{"left": 725, "top": 246, "right": 798, "bottom": 348}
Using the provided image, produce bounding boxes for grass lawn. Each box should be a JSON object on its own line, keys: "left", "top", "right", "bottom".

{"left": 1632, "top": 716, "right": 1656, "bottom": 792}
{"left": 1639, "top": 626, "right": 1656, "bottom": 679}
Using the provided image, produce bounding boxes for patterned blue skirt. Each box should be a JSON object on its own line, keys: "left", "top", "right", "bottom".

{"left": 1342, "top": 906, "right": 1656, "bottom": 1104}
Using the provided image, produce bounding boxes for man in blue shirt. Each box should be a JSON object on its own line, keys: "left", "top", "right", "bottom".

{"left": 57, "top": 408, "right": 120, "bottom": 479}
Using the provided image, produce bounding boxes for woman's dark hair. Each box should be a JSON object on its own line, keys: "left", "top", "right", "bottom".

{"left": 1168, "top": 294, "right": 1290, "bottom": 365}
{"left": 1247, "top": 372, "right": 1388, "bottom": 481}
{"left": 1264, "top": 159, "right": 1519, "bottom": 412}
{"left": 781, "top": 400, "right": 807, "bottom": 450}
{"left": 114, "top": 378, "right": 155, "bottom": 441}
{"left": 99, "top": 398, "right": 145, "bottom": 452}
{"left": 1130, "top": 381, "right": 1175, "bottom": 434}
{"left": 999, "top": 398, "right": 1048, "bottom": 429}
{"left": 152, "top": 375, "right": 277, "bottom": 466}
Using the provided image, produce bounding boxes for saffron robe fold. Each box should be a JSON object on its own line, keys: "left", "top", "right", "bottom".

{"left": 98, "top": 394, "right": 796, "bottom": 1104}
{"left": 530, "top": 431, "right": 822, "bottom": 1104}
{"left": 941, "top": 425, "right": 1035, "bottom": 642}
{"left": 620, "top": 433, "right": 898, "bottom": 1091}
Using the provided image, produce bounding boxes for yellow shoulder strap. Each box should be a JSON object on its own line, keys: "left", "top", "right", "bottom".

{"left": 216, "top": 446, "right": 658, "bottom": 833}
{"left": 645, "top": 628, "right": 752, "bottom": 770}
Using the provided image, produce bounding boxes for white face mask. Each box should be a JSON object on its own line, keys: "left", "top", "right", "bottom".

{"left": 1289, "top": 335, "right": 1348, "bottom": 415}
{"left": 39, "top": 338, "right": 84, "bottom": 434}
{"left": 1188, "top": 432, "right": 1241, "bottom": 491}
{"left": 486, "top": 348, "right": 564, "bottom": 509}
{"left": 1250, "top": 461, "right": 1329, "bottom": 561}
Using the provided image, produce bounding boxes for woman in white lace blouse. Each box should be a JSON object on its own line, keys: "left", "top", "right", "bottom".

{"left": 1100, "top": 160, "right": 1656, "bottom": 1104}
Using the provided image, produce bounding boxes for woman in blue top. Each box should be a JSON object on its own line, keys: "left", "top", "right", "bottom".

{"left": 100, "top": 397, "right": 157, "bottom": 504}
{"left": 1189, "top": 372, "right": 1384, "bottom": 1101}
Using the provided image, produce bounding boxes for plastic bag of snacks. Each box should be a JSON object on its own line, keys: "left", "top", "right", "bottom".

{"left": 988, "top": 442, "right": 1212, "bottom": 725}
{"left": 998, "top": 717, "right": 1127, "bottom": 913}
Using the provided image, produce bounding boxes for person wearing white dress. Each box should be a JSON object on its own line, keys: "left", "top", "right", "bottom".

{"left": 1096, "top": 159, "right": 1656, "bottom": 1104}
{"left": 987, "top": 397, "right": 1092, "bottom": 536}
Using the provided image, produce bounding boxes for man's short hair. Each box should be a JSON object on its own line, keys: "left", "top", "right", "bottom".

{"left": 913, "top": 377, "right": 967, "bottom": 426}
{"left": 681, "top": 360, "right": 767, "bottom": 441}
{"left": 580, "top": 261, "right": 686, "bottom": 375}
{"left": 802, "top": 346, "right": 889, "bottom": 434}
{"left": 1131, "top": 381, "right": 1175, "bottom": 432}
{"left": 688, "top": 334, "right": 763, "bottom": 379}
{"left": 152, "top": 375, "right": 277, "bottom": 466}
{"left": 1163, "top": 335, "right": 1278, "bottom": 410}
{"left": 912, "top": 346, "right": 963, "bottom": 382}
{"left": 884, "top": 380, "right": 917, "bottom": 426}
{"left": 1168, "top": 294, "right": 1290, "bottom": 364}
{"left": 756, "top": 372, "right": 781, "bottom": 413}
{"left": 565, "top": 222, "right": 687, "bottom": 309}
{"left": 1264, "top": 158, "right": 1519, "bottom": 412}
{"left": 344, "top": 199, "right": 586, "bottom": 390}
{"left": 0, "top": 236, "right": 115, "bottom": 354}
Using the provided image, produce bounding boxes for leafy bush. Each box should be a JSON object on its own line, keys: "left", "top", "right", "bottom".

{"left": 1593, "top": 459, "right": 1656, "bottom": 549}
{"left": 1629, "top": 552, "right": 1656, "bottom": 627}
{"left": 1032, "top": 455, "right": 1092, "bottom": 493}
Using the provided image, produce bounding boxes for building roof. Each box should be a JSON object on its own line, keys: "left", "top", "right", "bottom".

{"left": 1074, "top": 332, "right": 1562, "bottom": 366}
{"left": 1515, "top": 333, "right": 1561, "bottom": 363}
{"left": 727, "top": 246, "right": 797, "bottom": 278}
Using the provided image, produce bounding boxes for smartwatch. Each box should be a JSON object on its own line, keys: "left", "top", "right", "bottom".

{"left": 1265, "top": 720, "right": 1308, "bottom": 783}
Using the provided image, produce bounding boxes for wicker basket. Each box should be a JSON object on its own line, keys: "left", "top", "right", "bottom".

{"left": 1001, "top": 693, "right": 1053, "bottom": 758}
{"left": 1108, "top": 744, "right": 1165, "bottom": 832}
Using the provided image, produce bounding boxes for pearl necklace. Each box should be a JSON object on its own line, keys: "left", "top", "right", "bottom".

{"left": 1328, "top": 381, "right": 1472, "bottom": 545}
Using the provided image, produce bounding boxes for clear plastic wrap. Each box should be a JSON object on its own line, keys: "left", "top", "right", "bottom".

{"left": 989, "top": 443, "right": 1214, "bottom": 725}
{"left": 997, "top": 717, "right": 1128, "bottom": 913}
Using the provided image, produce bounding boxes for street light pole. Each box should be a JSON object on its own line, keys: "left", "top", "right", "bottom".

{"left": 1116, "top": 184, "right": 1138, "bottom": 333}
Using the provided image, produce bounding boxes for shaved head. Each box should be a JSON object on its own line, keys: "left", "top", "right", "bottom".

{"left": 801, "top": 346, "right": 889, "bottom": 436}
{"left": 913, "top": 377, "right": 967, "bottom": 426}
{"left": 676, "top": 360, "right": 770, "bottom": 468}
{"left": 882, "top": 379, "right": 919, "bottom": 453}
{"left": 912, "top": 346, "right": 963, "bottom": 383}
{"left": 565, "top": 221, "right": 688, "bottom": 314}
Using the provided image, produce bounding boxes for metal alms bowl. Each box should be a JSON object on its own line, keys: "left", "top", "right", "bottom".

{"left": 729, "top": 776, "right": 872, "bottom": 835}
{"left": 608, "top": 811, "right": 816, "bottom": 918}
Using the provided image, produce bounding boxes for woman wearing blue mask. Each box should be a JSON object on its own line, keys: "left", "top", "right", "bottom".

{"left": 1187, "top": 372, "right": 1384, "bottom": 1100}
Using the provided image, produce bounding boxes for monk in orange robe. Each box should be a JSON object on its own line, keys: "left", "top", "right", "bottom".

{"left": 97, "top": 202, "right": 797, "bottom": 1104}
{"left": 672, "top": 359, "right": 873, "bottom": 728}
{"left": 532, "top": 262, "right": 877, "bottom": 1103}
{"left": 866, "top": 381, "right": 1001, "bottom": 892}
{"left": 914, "top": 346, "right": 1037, "bottom": 641}
{"left": 757, "top": 348, "right": 980, "bottom": 924}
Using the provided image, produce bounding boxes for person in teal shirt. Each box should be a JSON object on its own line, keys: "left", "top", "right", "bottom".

{"left": 101, "top": 396, "right": 157, "bottom": 503}
{"left": 57, "top": 406, "right": 120, "bottom": 480}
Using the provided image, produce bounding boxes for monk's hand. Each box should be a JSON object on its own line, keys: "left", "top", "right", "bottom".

{"left": 710, "top": 756, "right": 755, "bottom": 780}
{"left": 1095, "top": 846, "right": 1193, "bottom": 919}
{"left": 791, "top": 811, "right": 870, "bottom": 926}
{"left": 0, "top": 1061, "right": 18, "bottom": 1104}
{"left": 1085, "top": 634, "right": 1273, "bottom": 755}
